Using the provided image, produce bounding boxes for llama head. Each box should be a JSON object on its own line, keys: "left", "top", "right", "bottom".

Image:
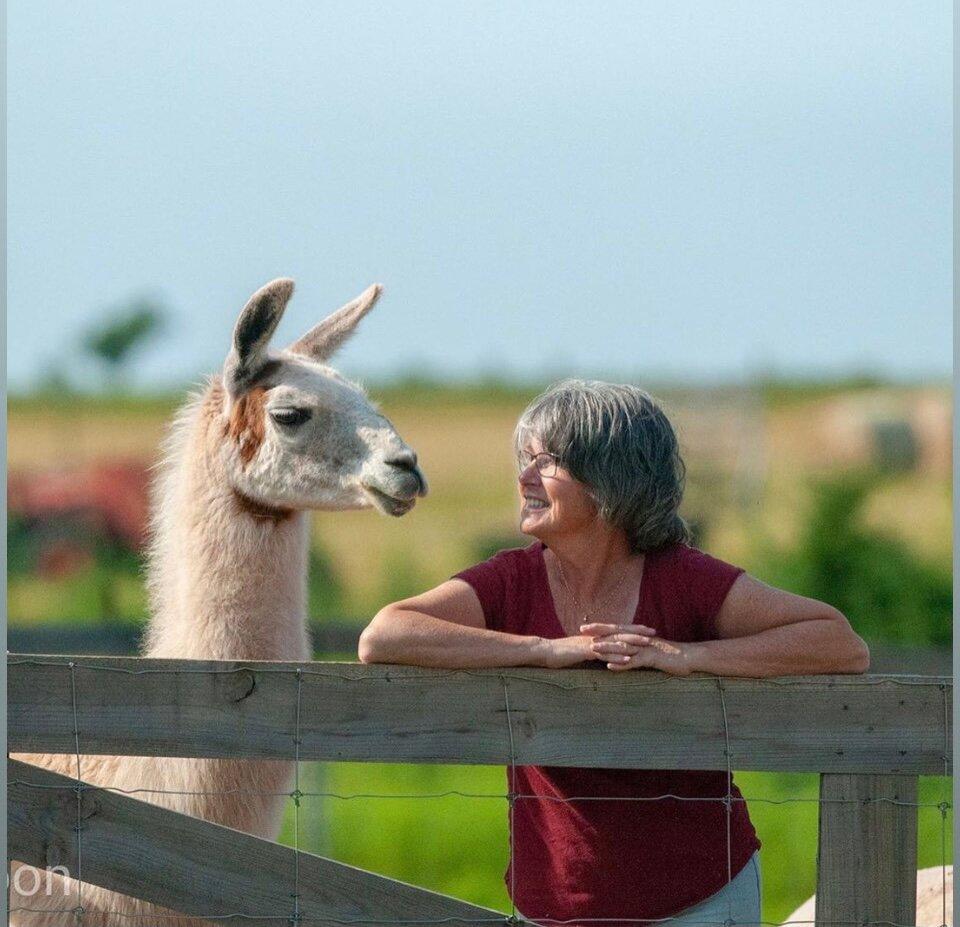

{"left": 220, "top": 278, "right": 427, "bottom": 516}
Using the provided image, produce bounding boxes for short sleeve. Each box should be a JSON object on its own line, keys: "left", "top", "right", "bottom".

{"left": 678, "top": 545, "right": 745, "bottom": 641}
{"left": 453, "top": 549, "right": 521, "bottom": 632}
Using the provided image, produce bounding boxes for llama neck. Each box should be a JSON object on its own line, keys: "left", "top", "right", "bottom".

{"left": 143, "top": 384, "right": 312, "bottom": 662}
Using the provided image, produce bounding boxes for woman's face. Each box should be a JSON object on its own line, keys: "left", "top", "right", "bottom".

{"left": 517, "top": 435, "right": 599, "bottom": 542}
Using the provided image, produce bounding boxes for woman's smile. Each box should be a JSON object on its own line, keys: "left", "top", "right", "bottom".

{"left": 522, "top": 494, "right": 549, "bottom": 510}
{"left": 520, "top": 493, "right": 550, "bottom": 529}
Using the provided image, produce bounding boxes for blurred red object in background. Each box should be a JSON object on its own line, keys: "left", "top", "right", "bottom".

{"left": 8, "top": 461, "right": 151, "bottom": 578}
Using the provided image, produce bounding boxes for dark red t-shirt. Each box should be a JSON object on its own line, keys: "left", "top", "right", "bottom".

{"left": 454, "top": 541, "right": 761, "bottom": 924}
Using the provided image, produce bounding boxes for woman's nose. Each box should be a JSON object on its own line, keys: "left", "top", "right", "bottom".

{"left": 518, "top": 462, "right": 541, "bottom": 485}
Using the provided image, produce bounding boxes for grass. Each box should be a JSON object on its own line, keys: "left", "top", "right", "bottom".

{"left": 8, "top": 572, "right": 147, "bottom": 626}
{"left": 277, "top": 763, "right": 953, "bottom": 921}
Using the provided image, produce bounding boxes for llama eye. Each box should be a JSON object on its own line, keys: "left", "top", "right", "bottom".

{"left": 269, "top": 408, "right": 312, "bottom": 427}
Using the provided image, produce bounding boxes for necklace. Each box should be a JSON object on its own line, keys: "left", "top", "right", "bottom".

{"left": 554, "top": 555, "right": 637, "bottom": 626}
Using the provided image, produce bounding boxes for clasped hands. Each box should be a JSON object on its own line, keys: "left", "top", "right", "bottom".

{"left": 586, "top": 622, "right": 693, "bottom": 674}
{"left": 544, "top": 622, "right": 693, "bottom": 675}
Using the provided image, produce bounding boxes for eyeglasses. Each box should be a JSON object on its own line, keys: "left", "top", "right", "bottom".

{"left": 517, "top": 450, "right": 561, "bottom": 478}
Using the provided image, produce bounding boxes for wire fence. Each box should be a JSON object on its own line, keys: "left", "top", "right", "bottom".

{"left": 7, "top": 657, "right": 954, "bottom": 927}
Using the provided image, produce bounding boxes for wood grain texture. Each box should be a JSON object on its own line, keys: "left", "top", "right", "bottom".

{"left": 9, "top": 758, "right": 500, "bottom": 926}
{"left": 8, "top": 655, "right": 952, "bottom": 774}
{"left": 815, "top": 773, "right": 919, "bottom": 927}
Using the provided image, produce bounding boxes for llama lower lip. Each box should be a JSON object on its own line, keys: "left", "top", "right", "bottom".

{"left": 364, "top": 485, "right": 416, "bottom": 517}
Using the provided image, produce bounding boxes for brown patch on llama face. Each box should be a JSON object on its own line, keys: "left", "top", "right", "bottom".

{"left": 228, "top": 387, "right": 268, "bottom": 465}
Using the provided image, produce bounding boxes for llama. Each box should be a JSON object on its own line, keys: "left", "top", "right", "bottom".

{"left": 10, "top": 278, "right": 428, "bottom": 926}
{"left": 783, "top": 865, "right": 952, "bottom": 927}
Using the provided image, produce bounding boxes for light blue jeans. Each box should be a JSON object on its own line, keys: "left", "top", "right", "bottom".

{"left": 518, "top": 850, "right": 762, "bottom": 926}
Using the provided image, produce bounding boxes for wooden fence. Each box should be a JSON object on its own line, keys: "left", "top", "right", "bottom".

{"left": 7, "top": 654, "right": 953, "bottom": 926}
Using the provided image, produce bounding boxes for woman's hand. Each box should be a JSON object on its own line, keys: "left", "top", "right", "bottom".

{"left": 539, "top": 634, "right": 610, "bottom": 669}
{"left": 581, "top": 622, "right": 694, "bottom": 676}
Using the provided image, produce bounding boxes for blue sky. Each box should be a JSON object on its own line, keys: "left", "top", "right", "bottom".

{"left": 8, "top": 1, "right": 951, "bottom": 390}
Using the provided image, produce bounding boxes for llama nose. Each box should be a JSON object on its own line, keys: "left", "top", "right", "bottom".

{"left": 386, "top": 448, "right": 419, "bottom": 471}
{"left": 386, "top": 449, "right": 427, "bottom": 496}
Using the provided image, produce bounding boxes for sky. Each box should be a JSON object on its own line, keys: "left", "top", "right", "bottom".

{"left": 7, "top": 1, "right": 952, "bottom": 391}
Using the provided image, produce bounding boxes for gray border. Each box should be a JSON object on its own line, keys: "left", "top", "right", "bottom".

{"left": 2, "top": 0, "right": 9, "bottom": 921}
{"left": 949, "top": 0, "right": 958, "bottom": 874}
{"left": 953, "top": 0, "right": 958, "bottom": 899}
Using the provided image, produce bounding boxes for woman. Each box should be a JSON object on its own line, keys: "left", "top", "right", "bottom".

{"left": 359, "top": 379, "right": 869, "bottom": 926}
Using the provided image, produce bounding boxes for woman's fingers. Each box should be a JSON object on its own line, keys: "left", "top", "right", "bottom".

{"left": 591, "top": 636, "right": 649, "bottom": 653}
{"left": 580, "top": 622, "right": 657, "bottom": 636}
{"left": 598, "top": 637, "right": 687, "bottom": 673}
{"left": 606, "top": 657, "right": 641, "bottom": 670}
{"left": 605, "top": 650, "right": 656, "bottom": 669}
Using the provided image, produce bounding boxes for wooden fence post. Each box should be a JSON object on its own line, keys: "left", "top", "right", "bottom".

{"left": 816, "top": 773, "right": 918, "bottom": 927}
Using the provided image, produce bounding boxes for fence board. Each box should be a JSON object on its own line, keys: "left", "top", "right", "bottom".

{"left": 815, "top": 773, "right": 919, "bottom": 927}
{"left": 9, "top": 758, "right": 500, "bottom": 926}
{"left": 8, "top": 655, "right": 952, "bottom": 774}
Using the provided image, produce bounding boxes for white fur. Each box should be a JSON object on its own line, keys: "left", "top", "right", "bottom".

{"left": 10, "top": 281, "right": 426, "bottom": 926}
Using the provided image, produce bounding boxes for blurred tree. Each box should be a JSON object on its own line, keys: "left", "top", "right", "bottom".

{"left": 35, "top": 362, "right": 77, "bottom": 395}
{"left": 7, "top": 515, "right": 35, "bottom": 576}
{"left": 753, "top": 471, "right": 951, "bottom": 647}
{"left": 471, "top": 530, "right": 526, "bottom": 564}
{"left": 379, "top": 547, "right": 425, "bottom": 605}
{"left": 307, "top": 544, "right": 346, "bottom": 619}
{"left": 82, "top": 297, "right": 166, "bottom": 386}
{"left": 90, "top": 534, "right": 144, "bottom": 625}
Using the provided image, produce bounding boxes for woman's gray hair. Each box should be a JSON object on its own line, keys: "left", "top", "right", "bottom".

{"left": 514, "top": 379, "right": 691, "bottom": 552}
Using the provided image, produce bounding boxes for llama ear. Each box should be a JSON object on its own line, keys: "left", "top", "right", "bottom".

{"left": 224, "top": 278, "right": 294, "bottom": 395}
{"left": 287, "top": 284, "right": 382, "bottom": 362}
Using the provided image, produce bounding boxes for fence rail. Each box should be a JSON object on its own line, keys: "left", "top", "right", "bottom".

{"left": 7, "top": 654, "right": 953, "bottom": 927}
{"left": 8, "top": 655, "right": 950, "bottom": 774}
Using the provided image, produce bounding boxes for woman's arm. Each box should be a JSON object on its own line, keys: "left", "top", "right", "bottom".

{"left": 687, "top": 574, "right": 869, "bottom": 676}
{"left": 587, "top": 574, "right": 870, "bottom": 677}
{"left": 358, "top": 579, "right": 604, "bottom": 669}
